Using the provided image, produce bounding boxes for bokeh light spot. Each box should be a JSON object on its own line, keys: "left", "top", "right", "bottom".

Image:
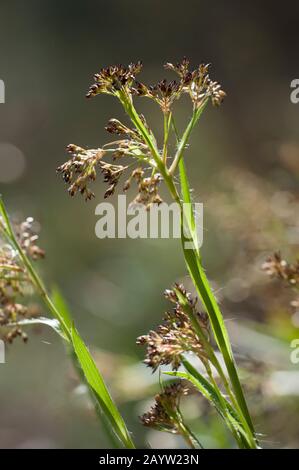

{"left": 0, "top": 142, "right": 26, "bottom": 183}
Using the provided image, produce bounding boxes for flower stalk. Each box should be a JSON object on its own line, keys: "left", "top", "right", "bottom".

{"left": 57, "top": 59, "right": 257, "bottom": 448}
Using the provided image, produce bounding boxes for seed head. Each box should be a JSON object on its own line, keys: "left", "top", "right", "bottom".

{"left": 262, "top": 252, "right": 299, "bottom": 286}
{"left": 140, "top": 381, "right": 189, "bottom": 433}
{"left": 129, "top": 171, "right": 163, "bottom": 209}
{"left": 137, "top": 284, "right": 210, "bottom": 371}
{"left": 100, "top": 161, "right": 128, "bottom": 199}
{"left": 165, "top": 58, "right": 226, "bottom": 108}
{"left": 15, "top": 217, "right": 45, "bottom": 260}
{"left": 0, "top": 218, "right": 44, "bottom": 343}
{"left": 86, "top": 62, "right": 143, "bottom": 98}
{"left": 57, "top": 145, "right": 105, "bottom": 200}
{"left": 133, "top": 78, "right": 182, "bottom": 113}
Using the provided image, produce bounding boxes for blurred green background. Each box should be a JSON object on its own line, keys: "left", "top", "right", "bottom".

{"left": 0, "top": 0, "right": 299, "bottom": 448}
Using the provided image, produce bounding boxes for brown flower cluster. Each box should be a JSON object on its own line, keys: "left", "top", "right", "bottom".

{"left": 133, "top": 58, "right": 225, "bottom": 112}
{"left": 133, "top": 79, "right": 182, "bottom": 113}
{"left": 0, "top": 217, "right": 44, "bottom": 343}
{"left": 86, "top": 59, "right": 225, "bottom": 111}
{"left": 165, "top": 58, "right": 226, "bottom": 109}
{"left": 58, "top": 59, "right": 225, "bottom": 204}
{"left": 124, "top": 168, "right": 162, "bottom": 209}
{"left": 104, "top": 117, "right": 152, "bottom": 161}
{"left": 140, "top": 381, "right": 189, "bottom": 433}
{"left": 137, "top": 284, "right": 209, "bottom": 371}
{"left": 262, "top": 252, "right": 299, "bottom": 316}
{"left": 105, "top": 118, "right": 143, "bottom": 143}
{"left": 57, "top": 130, "right": 163, "bottom": 205}
{"left": 15, "top": 217, "right": 45, "bottom": 260}
{"left": 86, "top": 62, "right": 143, "bottom": 98}
{"left": 262, "top": 252, "right": 299, "bottom": 286}
{"left": 57, "top": 145, "right": 105, "bottom": 200}
{"left": 100, "top": 161, "right": 128, "bottom": 199}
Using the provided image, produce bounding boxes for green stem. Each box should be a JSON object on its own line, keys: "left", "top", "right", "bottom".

{"left": 169, "top": 101, "right": 208, "bottom": 175}
{"left": 162, "top": 111, "right": 172, "bottom": 165}
{"left": 177, "top": 418, "right": 201, "bottom": 449}
{"left": 120, "top": 93, "right": 180, "bottom": 203}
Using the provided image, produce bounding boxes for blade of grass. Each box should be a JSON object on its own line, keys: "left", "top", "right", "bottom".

{"left": 71, "top": 325, "right": 134, "bottom": 448}
{"left": 51, "top": 287, "right": 128, "bottom": 447}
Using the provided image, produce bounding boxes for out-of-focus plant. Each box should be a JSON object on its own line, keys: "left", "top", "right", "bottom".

{"left": 0, "top": 198, "right": 135, "bottom": 449}
{"left": 57, "top": 59, "right": 258, "bottom": 448}
{"left": 262, "top": 252, "right": 299, "bottom": 314}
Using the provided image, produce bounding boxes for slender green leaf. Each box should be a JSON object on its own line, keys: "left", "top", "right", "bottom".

{"left": 71, "top": 325, "right": 134, "bottom": 448}
{"left": 7, "top": 317, "right": 65, "bottom": 339}
{"left": 51, "top": 287, "right": 72, "bottom": 332}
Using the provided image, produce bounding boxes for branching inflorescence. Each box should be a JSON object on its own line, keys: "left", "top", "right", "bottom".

{"left": 56, "top": 59, "right": 259, "bottom": 449}
{"left": 57, "top": 59, "right": 225, "bottom": 205}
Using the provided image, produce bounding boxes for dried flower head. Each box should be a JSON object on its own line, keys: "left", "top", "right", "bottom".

{"left": 57, "top": 141, "right": 162, "bottom": 205}
{"left": 57, "top": 145, "right": 105, "bottom": 200}
{"left": 165, "top": 58, "right": 226, "bottom": 108}
{"left": 262, "top": 252, "right": 299, "bottom": 317}
{"left": 86, "top": 62, "right": 143, "bottom": 98}
{"left": 140, "top": 381, "right": 189, "bottom": 433}
{"left": 124, "top": 168, "right": 163, "bottom": 209}
{"left": 105, "top": 118, "right": 141, "bottom": 141}
{"left": 58, "top": 59, "right": 224, "bottom": 204}
{"left": 137, "top": 284, "right": 209, "bottom": 371}
{"left": 15, "top": 217, "right": 45, "bottom": 260}
{"left": 262, "top": 252, "right": 299, "bottom": 286}
{"left": 0, "top": 217, "right": 44, "bottom": 343}
{"left": 100, "top": 161, "right": 128, "bottom": 198}
{"left": 133, "top": 79, "right": 182, "bottom": 113}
